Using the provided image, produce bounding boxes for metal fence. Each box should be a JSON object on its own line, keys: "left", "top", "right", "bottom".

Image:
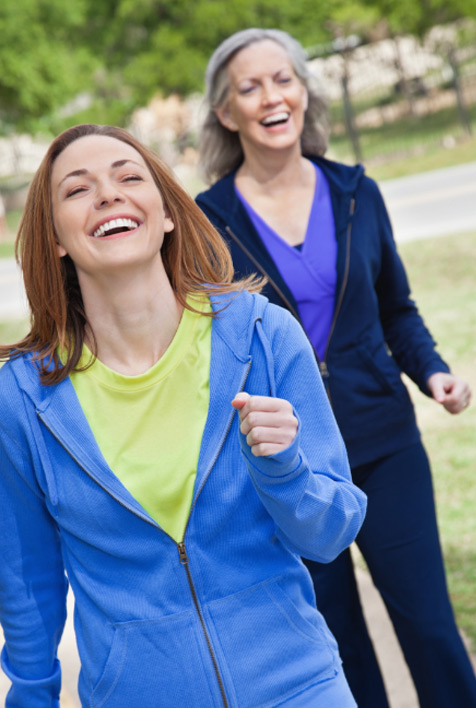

{"left": 308, "top": 20, "right": 476, "bottom": 165}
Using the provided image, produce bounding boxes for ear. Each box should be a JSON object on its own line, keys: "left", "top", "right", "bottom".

{"left": 56, "top": 244, "right": 68, "bottom": 258}
{"left": 55, "top": 237, "right": 68, "bottom": 258}
{"left": 215, "top": 105, "right": 239, "bottom": 133}
{"left": 302, "top": 87, "right": 309, "bottom": 112}
{"left": 164, "top": 214, "right": 175, "bottom": 233}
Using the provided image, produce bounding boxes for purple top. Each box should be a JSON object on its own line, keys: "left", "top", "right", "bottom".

{"left": 236, "top": 164, "right": 337, "bottom": 360}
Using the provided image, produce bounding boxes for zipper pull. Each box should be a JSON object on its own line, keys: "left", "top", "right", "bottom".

{"left": 178, "top": 542, "right": 189, "bottom": 565}
{"left": 319, "top": 361, "right": 329, "bottom": 378}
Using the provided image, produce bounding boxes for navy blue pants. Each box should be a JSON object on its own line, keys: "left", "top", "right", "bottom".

{"left": 305, "top": 442, "right": 476, "bottom": 708}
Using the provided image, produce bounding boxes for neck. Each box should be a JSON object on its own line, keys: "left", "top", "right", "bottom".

{"left": 78, "top": 260, "right": 183, "bottom": 375}
{"left": 237, "top": 144, "right": 312, "bottom": 192}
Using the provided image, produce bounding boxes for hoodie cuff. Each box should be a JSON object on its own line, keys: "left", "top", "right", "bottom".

{"left": 1, "top": 646, "right": 61, "bottom": 707}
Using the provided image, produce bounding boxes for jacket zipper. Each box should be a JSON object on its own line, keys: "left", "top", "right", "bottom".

{"left": 174, "top": 358, "right": 252, "bottom": 708}
{"left": 177, "top": 542, "right": 229, "bottom": 708}
{"left": 225, "top": 198, "right": 355, "bottom": 401}
{"left": 38, "top": 358, "right": 252, "bottom": 708}
{"left": 225, "top": 226, "right": 301, "bottom": 322}
{"left": 320, "top": 197, "right": 355, "bottom": 401}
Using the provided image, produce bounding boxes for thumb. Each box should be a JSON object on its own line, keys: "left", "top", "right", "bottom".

{"left": 431, "top": 381, "right": 447, "bottom": 403}
{"left": 231, "top": 392, "right": 250, "bottom": 410}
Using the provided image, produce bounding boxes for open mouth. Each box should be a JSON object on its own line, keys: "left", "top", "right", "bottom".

{"left": 261, "top": 112, "right": 290, "bottom": 127}
{"left": 92, "top": 218, "right": 139, "bottom": 238}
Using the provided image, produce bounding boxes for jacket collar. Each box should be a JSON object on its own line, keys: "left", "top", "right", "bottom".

{"left": 197, "top": 155, "right": 364, "bottom": 241}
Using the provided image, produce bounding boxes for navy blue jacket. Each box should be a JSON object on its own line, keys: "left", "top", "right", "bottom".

{"left": 196, "top": 156, "right": 450, "bottom": 468}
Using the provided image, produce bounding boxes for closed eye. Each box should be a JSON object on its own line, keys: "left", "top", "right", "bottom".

{"left": 66, "top": 186, "right": 88, "bottom": 198}
{"left": 238, "top": 84, "right": 256, "bottom": 95}
{"left": 121, "top": 174, "right": 143, "bottom": 182}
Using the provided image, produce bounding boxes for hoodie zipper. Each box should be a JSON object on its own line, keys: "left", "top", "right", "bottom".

{"left": 177, "top": 541, "right": 229, "bottom": 708}
{"left": 37, "top": 357, "right": 252, "bottom": 708}
{"left": 174, "top": 358, "right": 252, "bottom": 708}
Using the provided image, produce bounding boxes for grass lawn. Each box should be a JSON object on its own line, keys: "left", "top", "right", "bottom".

{"left": 399, "top": 230, "right": 476, "bottom": 650}
{"left": 0, "top": 241, "right": 15, "bottom": 259}
{"left": 327, "top": 133, "right": 476, "bottom": 182}
{"left": 0, "top": 318, "right": 29, "bottom": 347}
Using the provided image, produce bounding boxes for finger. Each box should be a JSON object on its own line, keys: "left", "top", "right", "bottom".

{"left": 240, "top": 395, "right": 292, "bottom": 412}
{"left": 231, "top": 392, "right": 250, "bottom": 411}
{"left": 431, "top": 382, "right": 446, "bottom": 403}
{"left": 245, "top": 424, "right": 297, "bottom": 449}
{"left": 249, "top": 441, "right": 290, "bottom": 457}
{"left": 239, "top": 409, "right": 296, "bottom": 436}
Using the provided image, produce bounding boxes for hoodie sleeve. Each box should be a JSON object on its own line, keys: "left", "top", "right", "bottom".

{"left": 0, "top": 366, "right": 67, "bottom": 708}
{"left": 368, "top": 178, "right": 450, "bottom": 392}
{"left": 238, "top": 306, "right": 367, "bottom": 563}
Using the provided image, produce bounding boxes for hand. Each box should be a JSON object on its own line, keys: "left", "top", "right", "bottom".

{"left": 427, "top": 372, "right": 472, "bottom": 414}
{"left": 231, "top": 392, "right": 298, "bottom": 457}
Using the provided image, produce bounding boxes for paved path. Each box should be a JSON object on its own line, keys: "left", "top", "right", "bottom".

{"left": 0, "top": 258, "right": 28, "bottom": 322}
{"left": 379, "top": 160, "right": 476, "bottom": 242}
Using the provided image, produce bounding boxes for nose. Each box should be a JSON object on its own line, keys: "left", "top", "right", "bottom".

{"left": 94, "top": 181, "right": 125, "bottom": 209}
{"left": 261, "top": 79, "right": 282, "bottom": 106}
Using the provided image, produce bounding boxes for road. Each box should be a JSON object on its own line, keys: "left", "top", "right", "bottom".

{"left": 379, "top": 159, "right": 476, "bottom": 242}
{"left": 0, "top": 258, "right": 28, "bottom": 322}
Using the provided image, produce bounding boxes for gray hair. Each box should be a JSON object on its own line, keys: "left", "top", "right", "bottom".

{"left": 198, "top": 28, "right": 330, "bottom": 184}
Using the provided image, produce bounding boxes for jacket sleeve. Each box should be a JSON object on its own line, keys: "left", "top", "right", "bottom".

{"left": 238, "top": 307, "right": 367, "bottom": 563}
{"left": 368, "top": 178, "right": 450, "bottom": 393}
{"left": 0, "top": 368, "right": 67, "bottom": 708}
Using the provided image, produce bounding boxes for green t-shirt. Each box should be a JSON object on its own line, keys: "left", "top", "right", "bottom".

{"left": 69, "top": 298, "right": 212, "bottom": 542}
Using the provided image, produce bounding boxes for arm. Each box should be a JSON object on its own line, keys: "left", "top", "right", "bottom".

{"left": 0, "top": 378, "right": 67, "bottom": 707}
{"left": 233, "top": 310, "right": 367, "bottom": 563}
{"left": 370, "top": 180, "right": 473, "bottom": 410}
{"left": 370, "top": 179, "right": 451, "bottom": 392}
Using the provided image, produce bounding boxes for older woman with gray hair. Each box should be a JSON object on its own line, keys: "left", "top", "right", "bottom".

{"left": 196, "top": 27, "right": 476, "bottom": 708}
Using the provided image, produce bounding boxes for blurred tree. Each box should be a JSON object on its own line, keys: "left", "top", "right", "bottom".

{"left": 1, "top": 0, "right": 475, "bottom": 134}
{"left": 76, "top": 0, "right": 336, "bottom": 115}
{"left": 361, "top": 0, "right": 476, "bottom": 37}
{"left": 0, "top": 0, "right": 97, "bottom": 134}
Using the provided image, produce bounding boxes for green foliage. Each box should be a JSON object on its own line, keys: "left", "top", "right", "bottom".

{"left": 0, "top": 0, "right": 97, "bottom": 133}
{"left": 85, "top": 0, "right": 336, "bottom": 102}
{"left": 1, "top": 0, "right": 476, "bottom": 133}
{"left": 0, "top": 0, "right": 341, "bottom": 132}
{"left": 361, "top": 0, "right": 476, "bottom": 37}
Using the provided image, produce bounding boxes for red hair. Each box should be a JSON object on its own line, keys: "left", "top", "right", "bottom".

{"left": 0, "top": 124, "right": 262, "bottom": 384}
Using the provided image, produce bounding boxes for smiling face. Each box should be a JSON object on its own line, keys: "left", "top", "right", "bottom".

{"left": 216, "top": 39, "right": 308, "bottom": 157}
{"left": 51, "top": 135, "right": 174, "bottom": 281}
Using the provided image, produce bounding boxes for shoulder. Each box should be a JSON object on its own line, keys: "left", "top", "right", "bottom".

{"left": 310, "top": 154, "right": 384, "bottom": 204}
{"left": 0, "top": 353, "right": 52, "bottom": 419}
{"left": 196, "top": 170, "right": 238, "bottom": 212}
{"left": 0, "top": 357, "right": 30, "bottom": 431}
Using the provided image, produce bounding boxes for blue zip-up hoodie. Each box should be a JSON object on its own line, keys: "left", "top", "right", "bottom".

{"left": 0, "top": 290, "right": 366, "bottom": 708}
{"left": 196, "top": 157, "right": 450, "bottom": 468}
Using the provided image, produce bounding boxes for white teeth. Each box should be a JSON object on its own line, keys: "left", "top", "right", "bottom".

{"left": 92, "top": 218, "right": 139, "bottom": 238}
{"left": 261, "top": 112, "right": 289, "bottom": 126}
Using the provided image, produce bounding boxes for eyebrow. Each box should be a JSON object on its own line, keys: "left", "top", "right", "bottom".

{"left": 58, "top": 159, "right": 144, "bottom": 186}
